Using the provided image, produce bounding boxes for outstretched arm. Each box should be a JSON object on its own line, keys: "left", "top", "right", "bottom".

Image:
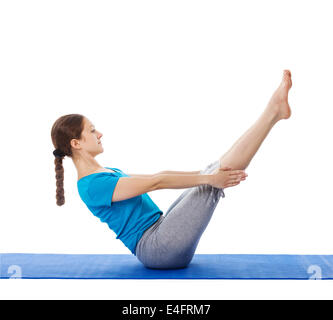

{"left": 159, "top": 170, "right": 201, "bottom": 175}
{"left": 128, "top": 170, "right": 200, "bottom": 178}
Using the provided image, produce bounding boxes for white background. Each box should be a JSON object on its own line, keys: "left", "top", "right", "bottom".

{"left": 1, "top": 0, "right": 333, "bottom": 299}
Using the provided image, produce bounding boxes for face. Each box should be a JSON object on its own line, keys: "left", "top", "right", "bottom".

{"left": 72, "top": 118, "right": 104, "bottom": 157}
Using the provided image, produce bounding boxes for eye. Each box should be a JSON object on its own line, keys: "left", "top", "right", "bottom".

{"left": 91, "top": 129, "right": 95, "bottom": 132}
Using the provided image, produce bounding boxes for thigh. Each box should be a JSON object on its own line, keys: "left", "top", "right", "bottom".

{"left": 163, "top": 159, "right": 224, "bottom": 217}
{"left": 156, "top": 159, "right": 225, "bottom": 254}
{"left": 163, "top": 188, "right": 192, "bottom": 217}
{"left": 136, "top": 159, "right": 225, "bottom": 269}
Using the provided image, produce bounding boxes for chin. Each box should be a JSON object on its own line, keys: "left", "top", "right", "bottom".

{"left": 94, "top": 148, "right": 104, "bottom": 157}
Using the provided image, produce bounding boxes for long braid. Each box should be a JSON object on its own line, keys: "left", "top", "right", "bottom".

{"left": 54, "top": 156, "right": 65, "bottom": 206}
{"left": 51, "top": 113, "right": 84, "bottom": 207}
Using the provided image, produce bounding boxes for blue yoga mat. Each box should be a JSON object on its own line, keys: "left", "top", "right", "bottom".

{"left": 1, "top": 253, "right": 333, "bottom": 279}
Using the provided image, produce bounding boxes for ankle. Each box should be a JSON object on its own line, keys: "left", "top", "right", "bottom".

{"left": 262, "top": 108, "right": 280, "bottom": 125}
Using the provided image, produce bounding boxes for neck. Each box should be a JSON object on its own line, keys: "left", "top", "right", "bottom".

{"left": 72, "top": 154, "right": 104, "bottom": 178}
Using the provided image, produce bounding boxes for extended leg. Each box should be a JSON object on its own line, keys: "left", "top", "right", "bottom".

{"left": 219, "top": 70, "right": 292, "bottom": 170}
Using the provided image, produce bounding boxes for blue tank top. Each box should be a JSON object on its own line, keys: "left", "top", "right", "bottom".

{"left": 77, "top": 167, "right": 163, "bottom": 255}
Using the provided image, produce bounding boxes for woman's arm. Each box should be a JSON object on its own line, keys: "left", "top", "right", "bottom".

{"left": 127, "top": 174, "right": 153, "bottom": 178}
{"left": 156, "top": 168, "right": 246, "bottom": 191}
{"left": 156, "top": 173, "right": 211, "bottom": 190}
{"left": 158, "top": 170, "right": 201, "bottom": 175}
{"left": 128, "top": 170, "right": 200, "bottom": 178}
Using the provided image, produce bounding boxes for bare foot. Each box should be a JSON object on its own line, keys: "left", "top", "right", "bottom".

{"left": 266, "top": 70, "right": 292, "bottom": 121}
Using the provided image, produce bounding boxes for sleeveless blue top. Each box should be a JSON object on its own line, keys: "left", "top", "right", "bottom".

{"left": 77, "top": 167, "right": 163, "bottom": 255}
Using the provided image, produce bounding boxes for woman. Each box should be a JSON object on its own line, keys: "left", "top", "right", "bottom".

{"left": 51, "top": 70, "right": 292, "bottom": 269}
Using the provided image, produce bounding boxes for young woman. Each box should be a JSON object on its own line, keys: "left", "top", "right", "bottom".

{"left": 51, "top": 70, "right": 292, "bottom": 269}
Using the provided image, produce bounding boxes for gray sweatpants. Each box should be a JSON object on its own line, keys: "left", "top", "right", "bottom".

{"left": 135, "top": 159, "right": 225, "bottom": 269}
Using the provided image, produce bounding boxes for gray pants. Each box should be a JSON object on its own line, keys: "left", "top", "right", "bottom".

{"left": 135, "top": 159, "right": 225, "bottom": 269}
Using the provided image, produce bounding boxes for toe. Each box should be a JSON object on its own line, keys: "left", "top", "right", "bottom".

{"left": 282, "top": 70, "right": 292, "bottom": 87}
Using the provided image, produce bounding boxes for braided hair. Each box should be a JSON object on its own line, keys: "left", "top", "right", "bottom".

{"left": 51, "top": 114, "right": 85, "bottom": 206}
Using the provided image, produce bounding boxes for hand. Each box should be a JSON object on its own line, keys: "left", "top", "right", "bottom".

{"left": 210, "top": 166, "right": 248, "bottom": 189}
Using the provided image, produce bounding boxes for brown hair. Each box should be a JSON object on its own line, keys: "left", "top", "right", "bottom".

{"left": 51, "top": 114, "right": 85, "bottom": 206}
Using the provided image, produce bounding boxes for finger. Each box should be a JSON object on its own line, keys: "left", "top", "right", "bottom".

{"left": 228, "top": 171, "right": 247, "bottom": 177}
{"left": 227, "top": 169, "right": 246, "bottom": 175}
{"left": 226, "top": 181, "right": 240, "bottom": 188}
{"left": 227, "top": 179, "right": 241, "bottom": 184}
{"left": 230, "top": 177, "right": 243, "bottom": 183}
{"left": 234, "top": 175, "right": 247, "bottom": 181}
